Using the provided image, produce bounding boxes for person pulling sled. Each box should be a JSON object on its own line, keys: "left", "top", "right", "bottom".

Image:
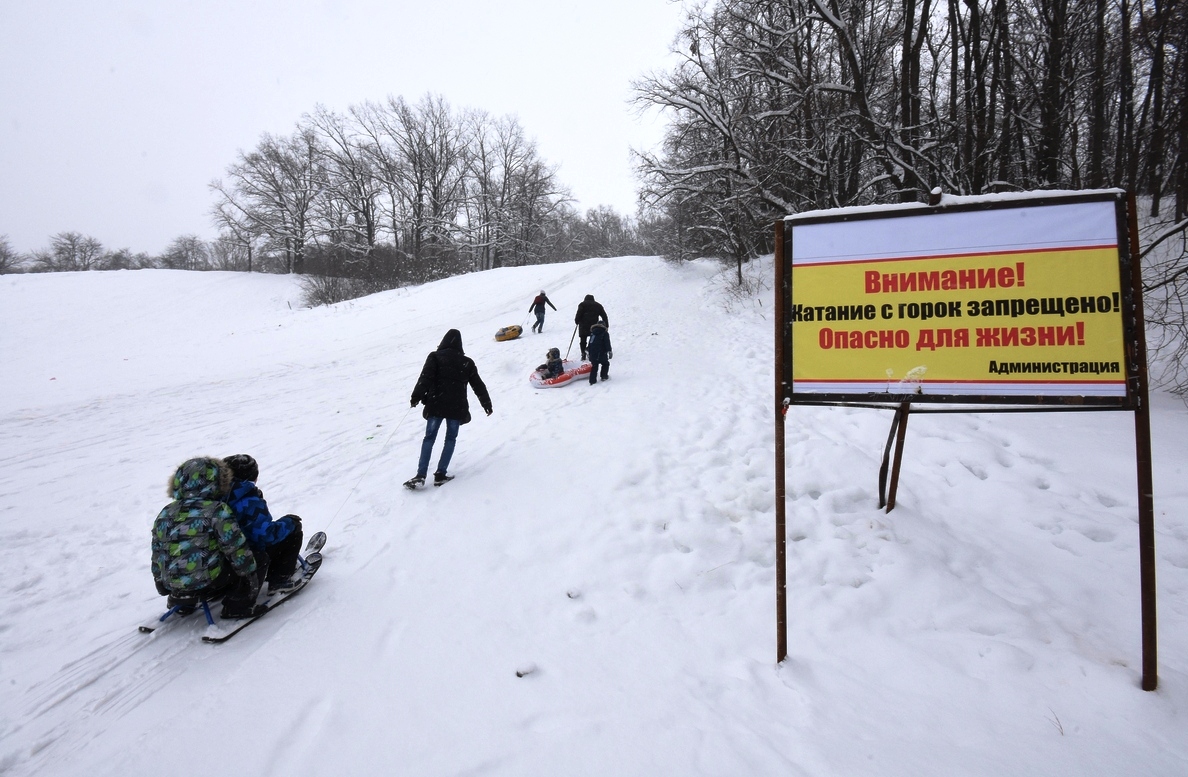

{"left": 574, "top": 294, "right": 609, "bottom": 360}
{"left": 528, "top": 291, "right": 557, "bottom": 333}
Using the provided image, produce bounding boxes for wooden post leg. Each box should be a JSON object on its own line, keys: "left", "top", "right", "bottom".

{"left": 885, "top": 402, "right": 911, "bottom": 513}
{"left": 878, "top": 410, "right": 903, "bottom": 508}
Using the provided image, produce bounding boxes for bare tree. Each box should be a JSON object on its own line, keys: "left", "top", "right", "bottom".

{"left": 0, "top": 235, "right": 20, "bottom": 273}
{"left": 211, "top": 199, "right": 260, "bottom": 273}
{"left": 305, "top": 105, "right": 382, "bottom": 254}
{"left": 210, "top": 128, "right": 325, "bottom": 273}
{"left": 159, "top": 235, "right": 211, "bottom": 270}
{"left": 463, "top": 111, "right": 521, "bottom": 270}
{"left": 99, "top": 247, "right": 140, "bottom": 270}
{"left": 208, "top": 235, "right": 252, "bottom": 271}
{"left": 31, "top": 232, "right": 105, "bottom": 272}
{"left": 461, "top": 111, "right": 573, "bottom": 268}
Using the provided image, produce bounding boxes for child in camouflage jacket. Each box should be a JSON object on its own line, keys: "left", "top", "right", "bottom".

{"left": 151, "top": 457, "right": 261, "bottom": 617}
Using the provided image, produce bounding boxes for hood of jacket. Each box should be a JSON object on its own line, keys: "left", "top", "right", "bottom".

{"left": 584, "top": 294, "right": 594, "bottom": 302}
{"left": 437, "top": 328, "right": 464, "bottom": 354}
{"left": 167, "top": 457, "right": 232, "bottom": 501}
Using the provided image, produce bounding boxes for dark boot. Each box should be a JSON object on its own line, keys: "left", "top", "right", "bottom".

{"left": 221, "top": 560, "right": 266, "bottom": 619}
{"left": 264, "top": 527, "right": 303, "bottom": 587}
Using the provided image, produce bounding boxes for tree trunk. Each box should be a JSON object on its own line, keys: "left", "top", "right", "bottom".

{"left": 1147, "top": 0, "right": 1167, "bottom": 216}
{"left": 1038, "top": 0, "right": 1068, "bottom": 185}
{"left": 900, "top": 0, "right": 920, "bottom": 200}
{"left": 1118, "top": 0, "right": 1137, "bottom": 188}
{"left": 1087, "top": 0, "right": 1107, "bottom": 188}
{"left": 1177, "top": 11, "right": 1188, "bottom": 221}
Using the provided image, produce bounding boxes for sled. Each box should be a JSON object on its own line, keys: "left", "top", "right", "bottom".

{"left": 495, "top": 325, "right": 523, "bottom": 342}
{"left": 529, "top": 360, "right": 593, "bottom": 388}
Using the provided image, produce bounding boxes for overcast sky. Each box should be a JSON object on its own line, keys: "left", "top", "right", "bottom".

{"left": 0, "top": 0, "right": 687, "bottom": 255}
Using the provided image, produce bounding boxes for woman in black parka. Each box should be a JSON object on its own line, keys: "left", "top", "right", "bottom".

{"left": 405, "top": 329, "right": 493, "bottom": 488}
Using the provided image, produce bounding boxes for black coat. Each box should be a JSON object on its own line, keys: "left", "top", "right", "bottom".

{"left": 574, "top": 296, "right": 608, "bottom": 335}
{"left": 411, "top": 330, "right": 492, "bottom": 424}
{"left": 587, "top": 326, "right": 612, "bottom": 362}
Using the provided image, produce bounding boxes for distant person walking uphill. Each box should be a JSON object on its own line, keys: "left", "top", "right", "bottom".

{"left": 404, "top": 329, "right": 493, "bottom": 489}
{"left": 528, "top": 290, "right": 557, "bottom": 333}
{"left": 574, "top": 294, "right": 609, "bottom": 361}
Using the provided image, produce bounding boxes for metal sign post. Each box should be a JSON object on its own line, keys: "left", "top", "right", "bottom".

{"left": 1126, "top": 191, "right": 1158, "bottom": 691}
{"left": 774, "top": 218, "right": 789, "bottom": 664}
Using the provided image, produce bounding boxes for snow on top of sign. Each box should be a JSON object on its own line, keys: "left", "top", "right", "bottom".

{"left": 784, "top": 188, "right": 1127, "bottom": 222}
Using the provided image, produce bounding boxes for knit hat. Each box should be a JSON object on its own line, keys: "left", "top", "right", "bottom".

{"left": 224, "top": 454, "right": 259, "bottom": 483}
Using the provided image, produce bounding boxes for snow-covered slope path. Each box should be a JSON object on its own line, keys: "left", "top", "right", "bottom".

{"left": 2, "top": 259, "right": 1187, "bottom": 776}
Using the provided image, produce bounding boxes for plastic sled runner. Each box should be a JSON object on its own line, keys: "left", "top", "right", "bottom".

{"left": 495, "top": 325, "right": 523, "bottom": 342}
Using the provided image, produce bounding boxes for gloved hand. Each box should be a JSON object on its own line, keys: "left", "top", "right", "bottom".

{"left": 609, "top": 351, "right": 613, "bottom": 360}
{"left": 155, "top": 578, "right": 169, "bottom": 597}
{"left": 485, "top": 406, "right": 493, "bottom": 416}
{"left": 286, "top": 515, "right": 303, "bottom": 534}
{"left": 410, "top": 398, "right": 418, "bottom": 408}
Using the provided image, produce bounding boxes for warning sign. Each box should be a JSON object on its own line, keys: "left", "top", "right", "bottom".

{"left": 784, "top": 196, "right": 1132, "bottom": 401}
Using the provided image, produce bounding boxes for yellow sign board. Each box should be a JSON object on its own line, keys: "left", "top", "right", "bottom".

{"left": 786, "top": 197, "right": 1130, "bottom": 400}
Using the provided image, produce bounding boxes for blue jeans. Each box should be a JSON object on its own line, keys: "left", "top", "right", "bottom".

{"left": 532, "top": 310, "right": 545, "bottom": 332}
{"left": 417, "top": 416, "right": 460, "bottom": 478}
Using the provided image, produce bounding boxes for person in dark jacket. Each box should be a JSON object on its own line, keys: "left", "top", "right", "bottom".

{"left": 586, "top": 321, "right": 612, "bottom": 384}
{"left": 574, "top": 294, "right": 609, "bottom": 360}
{"left": 151, "top": 457, "right": 262, "bottom": 618}
{"left": 533, "top": 347, "right": 564, "bottom": 378}
{"left": 223, "top": 454, "right": 305, "bottom": 592}
{"left": 405, "top": 329, "right": 493, "bottom": 488}
{"left": 528, "top": 290, "right": 557, "bottom": 333}
{"left": 545, "top": 346, "right": 564, "bottom": 377}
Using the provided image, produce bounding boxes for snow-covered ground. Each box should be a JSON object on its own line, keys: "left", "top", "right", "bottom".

{"left": 1, "top": 259, "right": 1187, "bottom": 776}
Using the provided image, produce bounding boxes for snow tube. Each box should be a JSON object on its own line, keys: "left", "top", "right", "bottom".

{"left": 529, "top": 360, "right": 592, "bottom": 388}
{"left": 495, "top": 324, "right": 523, "bottom": 342}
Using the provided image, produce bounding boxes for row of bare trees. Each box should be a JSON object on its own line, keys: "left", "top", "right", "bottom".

{"left": 209, "top": 94, "right": 650, "bottom": 299}
{"left": 0, "top": 232, "right": 258, "bottom": 274}
{"left": 3, "top": 95, "right": 653, "bottom": 293}
{"left": 635, "top": 0, "right": 1187, "bottom": 265}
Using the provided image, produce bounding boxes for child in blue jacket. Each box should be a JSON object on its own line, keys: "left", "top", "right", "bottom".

{"left": 224, "top": 454, "right": 305, "bottom": 592}
{"left": 586, "top": 321, "right": 612, "bottom": 384}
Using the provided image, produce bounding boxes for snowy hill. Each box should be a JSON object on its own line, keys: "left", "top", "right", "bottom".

{"left": 1, "top": 259, "right": 1187, "bottom": 776}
